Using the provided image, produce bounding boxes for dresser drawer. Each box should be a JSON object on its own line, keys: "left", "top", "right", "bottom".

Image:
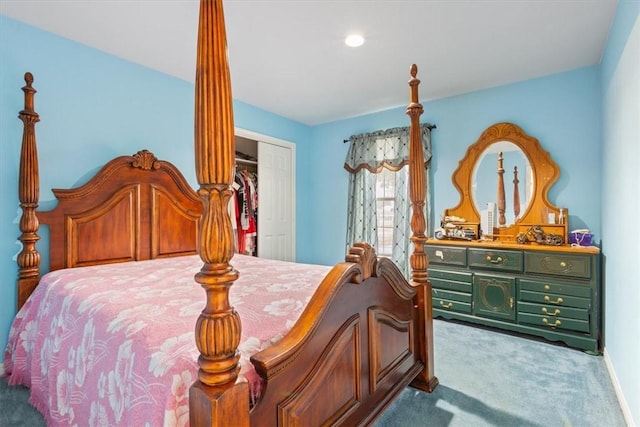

{"left": 426, "top": 245, "right": 467, "bottom": 267}
{"left": 519, "top": 290, "right": 591, "bottom": 309}
{"left": 525, "top": 252, "right": 592, "bottom": 279}
{"left": 432, "top": 288, "right": 471, "bottom": 303}
{"left": 433, "top": 298, "right": 472, "bottom": 314}
{"left": 429, "top": 268, "right": 472, "bottom": 283}
{"left": 518, "top": 313, "right": 590, "bottom": 333}
{"left": 518, "top": 302, "right": 589, "bottom": 321}
{"left": 430, "top": 277, "right": 472, "bottom": 293}
{"left": 468, "top": 248, "right": 523, "bottom": 272}
{"left": 520, "top": 278, "right": 591, "bottom": 298}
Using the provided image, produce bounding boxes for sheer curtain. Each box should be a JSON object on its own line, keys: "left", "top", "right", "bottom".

{"left": 344, "top": 124, "right": 433, "bottom": 277}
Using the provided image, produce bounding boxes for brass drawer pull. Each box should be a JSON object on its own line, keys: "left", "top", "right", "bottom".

{"left": 485, "top": 255, "right": 504, "bottom": 264}
{"left": 544, "top": 295, "right": 564, "bottom": 304}
{"left": 544, "top": 284, "right": 551, "bottom": 291}
{"left": 560, "top": 261, "right": 567, "bottom": 268}
{"left": 542, "top": 307, "right": 561, "bottom": 316}
{"left": 439, "top": 300, "right": 453, "bottom": 309}
{"left": 542, "top": 318, "right": 562, "bottom": 327}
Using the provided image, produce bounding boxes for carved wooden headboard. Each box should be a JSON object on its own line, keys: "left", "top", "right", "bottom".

{"left": 39, "top": 149, "right": 202, "bottom": 271}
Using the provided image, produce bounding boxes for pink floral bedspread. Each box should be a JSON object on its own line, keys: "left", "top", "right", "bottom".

{"left": 3, "top": 254, "right": 331, "bottom": 426}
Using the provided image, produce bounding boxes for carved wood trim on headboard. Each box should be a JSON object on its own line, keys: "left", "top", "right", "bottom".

{"left": 38, "top": 150, "right": 202, "bottom": 271}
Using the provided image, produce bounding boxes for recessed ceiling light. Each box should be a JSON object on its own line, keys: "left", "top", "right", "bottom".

{"left": 345, "top": 34, "right": 365, "bottom": 48}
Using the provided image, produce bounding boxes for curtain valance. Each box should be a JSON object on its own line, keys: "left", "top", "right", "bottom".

{"left": 344, "top": 123, "right": 434, "bottom": 173}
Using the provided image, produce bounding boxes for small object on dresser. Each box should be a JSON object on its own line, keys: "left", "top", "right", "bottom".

{"left": 547, "top": 212, "right": 556, "bottom": 224}
{"left": 515, "top": 225, "right": 564, "bottom": 246}
{"left": 481, "top": 202, "right": 496, "bottom": 240}
{"left": 558, "top": 208, "right": 566, "bottom": 224}
{"left": 570, "top": 229, "right": 593, "bottom": 247}
{"left": 435, "top": 219, "right": 476, "bottom": 240}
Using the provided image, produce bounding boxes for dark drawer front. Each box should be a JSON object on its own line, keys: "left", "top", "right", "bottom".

{"left": 518, "top": 313, "right": 590, "bottom": 333}
{"left": 519, "top": 290, "right": 591, "bottom": 309}
{"left": 432, "top": 289, "right": 471, "bottom": 304}
{"left": 426, "top": 245, "right": 467, "bottom": 267}
{"left": 468, "top": 248, "right": 523, "bottom": 272}
{"left": 525, "top": 252, "right": 592, "bottom": 279}
{"left": 430, "top": 277, "right": 472, "bottom": 293}
{"left": 434, "top": 299, "right": 472, "bottom": 314}
{"left": 429, "top": 268, "right": 472, "bottom": 283}
{"left": 518, "top": 302, "right": 589, "bottom": 321}
{"left": 520, "top": 279, "right": 591, "bottom": 298}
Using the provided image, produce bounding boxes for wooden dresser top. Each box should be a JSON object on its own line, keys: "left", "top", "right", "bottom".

{"left": 425, "top": 238, "right": 600, "bottom": 254}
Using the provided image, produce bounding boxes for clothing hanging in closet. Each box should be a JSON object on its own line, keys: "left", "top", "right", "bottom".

{"left": 233, "top": 168, "right": 258, "bottom": 256}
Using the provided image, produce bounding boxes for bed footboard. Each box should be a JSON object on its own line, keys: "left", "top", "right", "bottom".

{"left": 249, "top": 243, "right": 425, "bottom": 426}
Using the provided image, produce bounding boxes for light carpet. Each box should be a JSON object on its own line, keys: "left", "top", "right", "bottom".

{"left": 375, "top": 319, "right": 625, "bottom": 426}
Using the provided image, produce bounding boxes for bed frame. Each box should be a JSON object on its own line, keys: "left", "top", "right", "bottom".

{"left": 15, "top": 0, "right": 437, "bottom": 425}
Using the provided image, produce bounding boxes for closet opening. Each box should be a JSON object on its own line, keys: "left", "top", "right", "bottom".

{"left": 234, "top": 136, "right": 259, "bottom": 257}
{"left": 233, "top": 131, "right": 296, "bottom": 262}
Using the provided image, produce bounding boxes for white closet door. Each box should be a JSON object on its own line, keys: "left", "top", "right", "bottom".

{"left": 257, "top": 141, "right": 294, "bottom": 261}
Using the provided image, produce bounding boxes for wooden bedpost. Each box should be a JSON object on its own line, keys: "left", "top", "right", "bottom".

{"left": 406, "top": 65, "right": 439, "bottom": 392}
{"left": 190, "top": 0, "right": 250, "bottom": 425}
{"left": 17, "top": 72, "right": 42, "bottom": 310}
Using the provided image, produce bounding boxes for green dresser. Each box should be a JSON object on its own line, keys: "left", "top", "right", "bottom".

{"left": 425, "top": 241, "right": 601, "bottom": 353}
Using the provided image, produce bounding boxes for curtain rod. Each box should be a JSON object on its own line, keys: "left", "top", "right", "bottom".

{"left": 343, "top": 123, "right": 436, "bottom": 143}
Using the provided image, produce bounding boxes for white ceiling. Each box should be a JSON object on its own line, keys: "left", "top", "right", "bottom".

{"left": 1, "top": 0, "right": 618, "bottom": 126}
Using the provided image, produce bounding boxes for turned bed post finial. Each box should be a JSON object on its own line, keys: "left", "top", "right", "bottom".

{"left": 190, "top": 0, "right": 249, "bottom": 424}
{"left": 406, "top": 65, "right": 427, "bottom": 283}
{"left": 406, "top": 64, "right": 438, "bottom": 392}
{"left": 17, "top": 72, "right": 42, "bottom": 309}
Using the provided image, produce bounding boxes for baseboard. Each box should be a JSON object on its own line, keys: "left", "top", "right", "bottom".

{"left": 603, "top": 347, "right": 636, "bottom": 427}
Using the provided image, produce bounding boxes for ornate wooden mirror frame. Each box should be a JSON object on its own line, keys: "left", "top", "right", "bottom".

{"left": 444, "top": 122, "right": 567, "bottom": 243}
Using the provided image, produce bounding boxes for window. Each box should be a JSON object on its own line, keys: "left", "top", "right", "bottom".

{"left": 344, "top": 124, "right": 433, "bottom": 277}
{"left": 375, "top": 167, "right": 397, "bottom": 257}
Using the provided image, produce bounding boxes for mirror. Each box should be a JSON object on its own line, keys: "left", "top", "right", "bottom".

{"left": 443, "top": 122, "right": 567, "bottom": 243}
{"left": 471, "top": 141, "right": 533, "bottom": 226}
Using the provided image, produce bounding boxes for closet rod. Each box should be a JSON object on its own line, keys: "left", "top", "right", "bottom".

{"left": 236, "top": 158, "right": 258, "bottom": 165}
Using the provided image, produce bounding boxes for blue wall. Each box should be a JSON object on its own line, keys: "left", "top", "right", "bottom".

{"left": 299, "top": 67, "right": 603, "bottom": 266}
{"left": 0, "top": 16, "right": 312, "bottom": 353}
{"left": 600, "top": 2, "right": 640, "bottom": 424}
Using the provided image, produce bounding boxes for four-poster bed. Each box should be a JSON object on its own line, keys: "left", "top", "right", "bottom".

{"left": 6, "top": 0, "right": 437, "bottom": 425}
